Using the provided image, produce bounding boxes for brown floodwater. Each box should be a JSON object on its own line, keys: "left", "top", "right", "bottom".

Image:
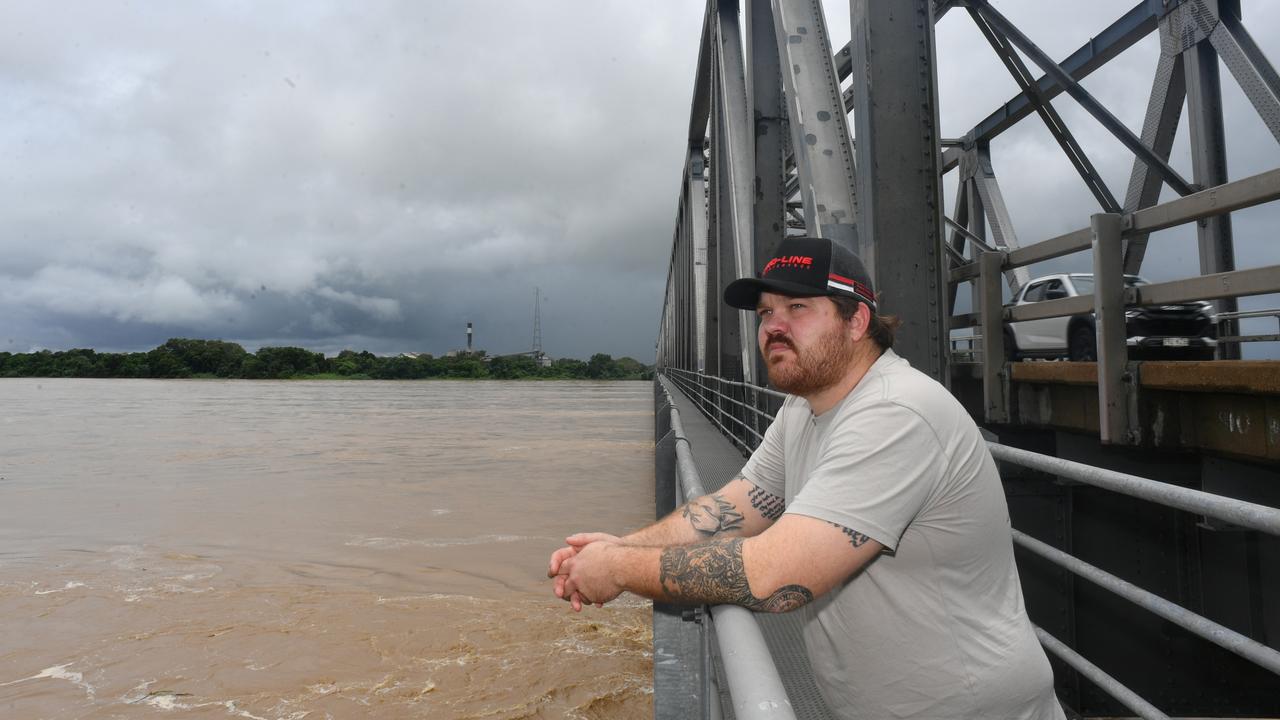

{"left": 0, "top": 379, "right": 656, "bottom": 719}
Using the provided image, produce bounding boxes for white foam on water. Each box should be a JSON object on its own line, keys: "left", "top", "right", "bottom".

{"left": 159, "top": 582, "right": 213, "bottom": 595}
{"left": 34, "top": 581, "right": 87, "bottom": 595}
{"left": 126, "top": 682, "right": 272, "bottom": 719}
{"left": 375, "top": 592, "right": 484, "bottom": 605}
{"left": 108, "top": 545, "right": 146, "bottom": 570}
{"left": 116, "top": 584, "right": 158, "bottom": 602}
{"left": 0, "top": 663, "right": 97, "bottom": 699}
{"left": 430, "top": 508, "right": 452, "bottom": 516}
{"left": 139, "top": 692, "right": 185, "bottom": 710}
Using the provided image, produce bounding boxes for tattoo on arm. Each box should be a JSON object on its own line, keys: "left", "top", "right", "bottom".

{"left": 828, "top": 521, "right": 873, "bottom": 548}
{"left": 659, "top": 537, "right": 813, "bottom": 613}
{"left": 747, "top": 484, "right": 785, "bottom": 521}
{"left": 681, "top": 493, "right": 745, "bottom": 536}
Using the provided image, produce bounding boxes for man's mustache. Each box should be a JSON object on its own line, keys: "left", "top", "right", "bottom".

{"left": 764, "top": 334, "right": 795, "bottom": 353}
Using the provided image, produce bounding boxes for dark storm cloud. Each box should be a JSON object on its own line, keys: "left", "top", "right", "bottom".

{"left": 0, "top": 1, "right": 1277, "bottom": 359}
{"left": 0, "top": 0, "right": 701, "bottom": 360}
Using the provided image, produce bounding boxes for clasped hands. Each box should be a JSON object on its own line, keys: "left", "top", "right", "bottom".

{"left": 546, "top": 532, "right": 622, "bottom": 612}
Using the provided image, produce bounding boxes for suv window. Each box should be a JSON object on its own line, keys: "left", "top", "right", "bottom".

{"left": 1043, "top": 280, "right": 1068, "bottom": 300}
{"left": 1022, "top": 282, "right": 1047, "bottom": 302}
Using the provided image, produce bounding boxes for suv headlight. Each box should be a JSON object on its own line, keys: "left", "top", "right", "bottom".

{"left": 1124, "top": 309, "right": 1143, "bottom": 319}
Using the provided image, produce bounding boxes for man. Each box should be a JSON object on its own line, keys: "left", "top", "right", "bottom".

{"left": 548, "top": 236, "right": 1063, "bottom": 719}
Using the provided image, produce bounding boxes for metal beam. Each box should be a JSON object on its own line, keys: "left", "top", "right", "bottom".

{"left": 999, "top": 167, "right": 1280, "bottom": 270}
{"left": 944, "top": 179, "right": 973, "bottom": 314}
{"left": 770, "top": 0, "right": 860, "bottom": 252}
{"left": 1128, "top": 167, "right": 1280, "bottom": 235}
{"left": 1092, "top": 213, "right": 1130, "bottom": 445}
{"left": 849, "top": 0, "right": 947, "bottom": 381}
{"left": 1000, "top": 264, "right": 1280, "bottom": 326}
{"left": 958, "top": 3, "right": 1159, "bottom": 154}
{"left": 1122, "top": 22, "right": 1187, "bottom": 275}
{"left": 746, "top": 0, "right": 785, "bottom": 434}
{"left": 968, "top": 0, "right": 1195, "bottom": 196}
{"left": 689, "top": 151, "right": 709, "bottom": 373}
{"left": 747, "top": 0, "right": 788, "bottom": 266}
{"left": 714, "top": 0, "right": 759, "bottom": 384}
{"left": 1213, "top": 9, "right": 1280, "bottom": 145}
{"left": 1181, "top": 0, "right": 1240, "bottom": 357}
{"left": 966, "top": 146, "right": 1030, "bottom": 291}
{"left": 967, "top": 7, "right": 1121, "bottom": 213}
{"left": 1130, "top": 264, "right": 1280, "bottom": 305}
{"left": 688, "top": 3, "right": 715, "bottom": 144}
{"left": 979, "top": 251, "right": 1008, "bottom": 423}
{"left": 1007, "top": 228, "right": 1094, "bottom": 269}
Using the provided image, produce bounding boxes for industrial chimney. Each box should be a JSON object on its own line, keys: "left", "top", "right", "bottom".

{"left": 466, "top": 322, "right": 473, "bottom": 353}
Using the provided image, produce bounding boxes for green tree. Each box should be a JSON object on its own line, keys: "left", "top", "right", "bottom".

{"left": 489, "top": 355, "right": 537, "bottom": 379}
{"left": 585, "top": 353, "right": 622, "bottom": 379}
{"left": 546, "top": 358, "right": 587, "bottom": 378}
{"left": 253, "top": 346, "right": 324, "bottom": 379}
{"left": 158, "top": 338, "right": 248, "bottom": 377}
{"left": 146, "top": 346, "right": 192, "bottom": 378}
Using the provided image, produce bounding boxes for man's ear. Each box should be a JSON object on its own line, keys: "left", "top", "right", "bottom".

{"left": 847, "top": 302, "right": 871, "bottom": 342}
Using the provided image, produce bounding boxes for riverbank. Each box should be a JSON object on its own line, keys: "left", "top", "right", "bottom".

{"left": 0, "top": 339, "right": 654, "bottom": 381}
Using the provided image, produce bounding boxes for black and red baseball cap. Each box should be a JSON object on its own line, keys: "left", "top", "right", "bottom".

{"left": 724, "top": 236, "right": 877, "bottom": 311}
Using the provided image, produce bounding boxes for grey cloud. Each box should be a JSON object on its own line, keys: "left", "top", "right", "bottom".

{"left": 1, "top": 1, "right": 1277, "bottom": 360}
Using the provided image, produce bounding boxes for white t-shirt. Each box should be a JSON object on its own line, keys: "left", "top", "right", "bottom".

{"left": 741, "top": 349, "right": 1064, "bottom": 720}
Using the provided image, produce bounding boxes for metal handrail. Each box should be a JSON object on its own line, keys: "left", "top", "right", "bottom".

{"left": 660, "top": 379, "right": 797, "bottom": 720}
{"left": 666, "top": 373, "right": 763, "bottom": 449}
{"left": 667, "top": 369, "right": 776, "bottom": 425}
{"left": 1032, "top": 626, "right": 1169, "bottom": 720}
{"left": 1216, "top": 308, "right": 1280, "bottom": 343}
{"left": 667, "top": 366, "right": 789, "bottom": 402}
{"left": 1217, "top": 308, "right": 1280, "bottom": 321}
{"left": 988, "top": 443, "right": 1280, "bottom": 536}
{"left": 1015, "top": 531, "right": 1280, "bottom": 676}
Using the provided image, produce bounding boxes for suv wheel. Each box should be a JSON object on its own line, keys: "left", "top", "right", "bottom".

{"left": 1068, "top": 324, "right": 1096, "bottom": 361}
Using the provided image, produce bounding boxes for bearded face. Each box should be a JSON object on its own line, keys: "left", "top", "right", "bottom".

{"left": 759, "top": 298, "right": 858, "bottom": 396}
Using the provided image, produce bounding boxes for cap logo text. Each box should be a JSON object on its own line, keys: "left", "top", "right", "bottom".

{"left": 762, "top": 255, "right": 813, "bottom": 276}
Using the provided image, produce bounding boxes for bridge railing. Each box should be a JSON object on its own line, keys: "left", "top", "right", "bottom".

{"left": 947, "top": 167, "right": 1280, "bottom": 443}
{"left": 654, "top": 378, "right": 796, "bottom": 720}
{"left": 659, "top": 368, "right": 1280, "bottom": 720}
{"left": 1217, "top": 307, "right": 1280, "bottom": 343}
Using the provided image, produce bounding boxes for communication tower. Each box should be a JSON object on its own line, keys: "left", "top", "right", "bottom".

{"left": 532, "top": 288, "right": 543, "bottom": 355}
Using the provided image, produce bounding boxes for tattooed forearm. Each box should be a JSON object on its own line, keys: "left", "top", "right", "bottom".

{"left": 747, "top": 484, "right": 785, "bottom": 521}
{"left": 659, "top": 537, "right": 813, "bottom": 613}
{"left": 828, "top": 521, "right": 873, "bottom": 548}
{"left": 681, "top": 494, "right": 745, "bottom": 536}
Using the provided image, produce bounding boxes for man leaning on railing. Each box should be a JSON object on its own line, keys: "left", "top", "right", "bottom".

{"left": 547, "top": 236, "right": 1064, "bottom": 720}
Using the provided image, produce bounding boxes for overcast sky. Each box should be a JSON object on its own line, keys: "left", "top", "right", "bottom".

{"left": 1, "top": 1, "right": 1277, "bottom": 360}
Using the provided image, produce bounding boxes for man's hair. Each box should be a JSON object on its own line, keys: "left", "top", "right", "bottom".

{"left": 830, "top": 295, "right": 900, "bottom": 350}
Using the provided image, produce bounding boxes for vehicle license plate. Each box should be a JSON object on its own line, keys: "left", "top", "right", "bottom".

{"left": 1163, "top": 337, "right": 1190, "bottom": 347}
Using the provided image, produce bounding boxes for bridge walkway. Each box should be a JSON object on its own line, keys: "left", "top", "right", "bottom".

{"left": 661, "top": 378, "right": 835, "bottom": 720}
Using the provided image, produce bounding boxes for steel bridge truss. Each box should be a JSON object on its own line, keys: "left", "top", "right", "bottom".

{"left": 655, "top": 0, "right": 1280, "bottom": 717}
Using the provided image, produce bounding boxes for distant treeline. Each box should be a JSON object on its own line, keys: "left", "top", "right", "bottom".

{"left": 0, "top": 339, "right": 654, "bottom": 381}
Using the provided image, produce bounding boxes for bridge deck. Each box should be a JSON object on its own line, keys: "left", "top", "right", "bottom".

{"left": 664, "top": 381, "right": 836, "bottom": 720}
{"left": 951, "top": 359, "right": 1280, "bottom": 461}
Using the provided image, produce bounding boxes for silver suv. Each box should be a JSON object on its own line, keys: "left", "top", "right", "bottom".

{"left": 1005, "top": 273, "right": 1218, "bottom": 361}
